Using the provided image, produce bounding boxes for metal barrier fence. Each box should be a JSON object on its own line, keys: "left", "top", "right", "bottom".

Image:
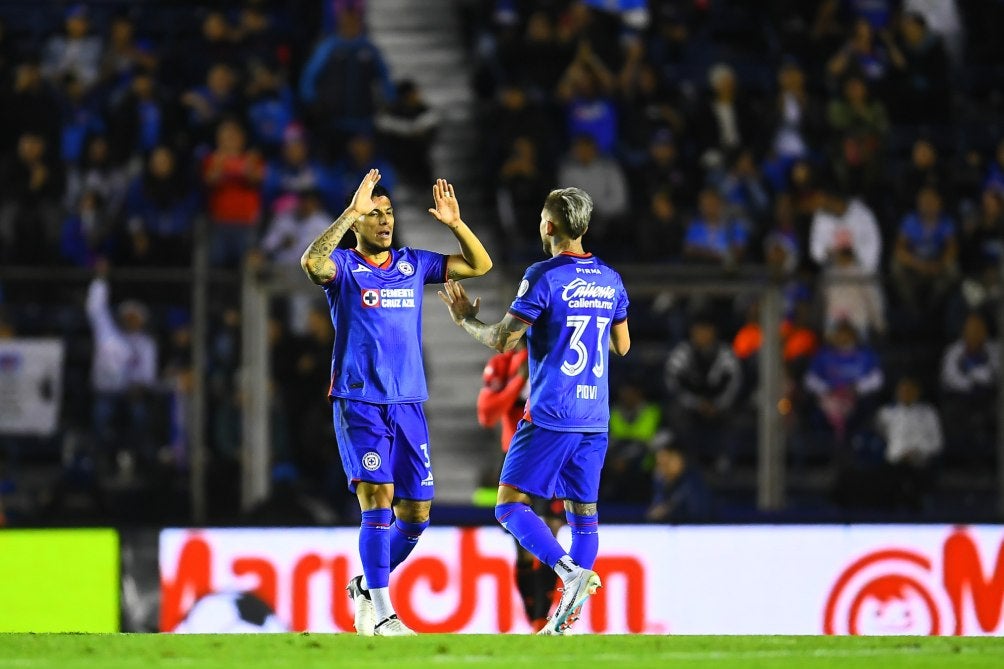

{"left": 243, "top": 261, "right": 1004, "bottom": 518}
{"left": 3, "top": 260, "right": 1003, "bottom": 521}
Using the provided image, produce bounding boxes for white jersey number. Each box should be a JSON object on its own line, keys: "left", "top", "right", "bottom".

{"left": 560, "top": 316, "right": 610, "bottom": 378}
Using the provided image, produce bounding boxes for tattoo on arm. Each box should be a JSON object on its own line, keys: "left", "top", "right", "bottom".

{"left": 461, "top": 314, "right": 526, "bottom": 352}
{"left": 301, "top": 210, "right": 357, "bottom": 283}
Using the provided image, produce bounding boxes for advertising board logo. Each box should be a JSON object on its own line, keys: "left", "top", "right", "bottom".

{"left": 160, "top": 528, "right": 650, "bottom": 634}
{"left": 824, "top": 528, "right": 1004, "bottom": 636}
{"left": 824, "top": 550, "right": 943, "bottom": 635}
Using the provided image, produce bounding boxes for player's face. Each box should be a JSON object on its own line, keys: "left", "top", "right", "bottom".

{"left": 539, "top": 208, "right": 551, "bottom": 254}
{"left": 354, "top": 195, "right": 395, "bottom": 253}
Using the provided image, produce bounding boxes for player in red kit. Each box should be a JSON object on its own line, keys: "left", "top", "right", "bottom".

{"left": 477, "top": 340, "right": 562, "bottom": 631}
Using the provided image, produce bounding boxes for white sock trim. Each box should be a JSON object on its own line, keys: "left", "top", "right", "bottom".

{"left": 555, "top": 555, "right": 582, "bottom": 585}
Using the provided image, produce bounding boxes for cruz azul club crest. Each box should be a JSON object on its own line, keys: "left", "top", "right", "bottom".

{"left": 361, "top": 289, "right": 380, "bottom": 308}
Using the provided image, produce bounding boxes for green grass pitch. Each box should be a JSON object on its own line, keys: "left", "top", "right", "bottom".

{"left": 2, "top": 634, "right": 1004, "bottom": 668}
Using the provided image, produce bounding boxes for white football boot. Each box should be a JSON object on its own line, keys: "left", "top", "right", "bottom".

{"left": 373, "top": 614, "right": 417, "bottom": 636}
{"left": 538, "top": 569, "right": 601, "bottom": 635}
{"left": 346, "top": 575, "right": 376, "bottom": 636}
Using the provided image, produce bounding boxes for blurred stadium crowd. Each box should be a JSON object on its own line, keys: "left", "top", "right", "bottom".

{"left": 0, "top": 0, "right": 1002, "bottom": 527}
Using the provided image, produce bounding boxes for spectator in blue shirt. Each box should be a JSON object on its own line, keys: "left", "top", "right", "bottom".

{"left": 262, "top": 124, "right": 338, "bottom": 214}
{"left": 891, "top": 185, "right": 958, "bottom": 318}
{"left": 331, "top": 132, "right": 396, "bottom": 204}
{"left": 714, "top": 148, "right": 771, "bottom": 226}
{"left": 107, "top": 68, "right": 181, "bottom": 166}
{"left": 299, "top": 9, "right": 394, "bottom": 154}
{"left": 60, "top": 189, "right": 111, "bottom": 267}
{"left": 556, "top": 41, "right": 618, "bottom": 155}
{"left": 804, "top": 319, "right": 884, "bottom": 446}
{"left": 180, "top": 62, "right": 242, "bottom": 148}
{"left": 122, "top": 146, "right": 200, "bottom": 266}
{"left": 645, "top": 447, "right": 712, "bottom": 523}
{"left": 246, "top": 60, "right": 296, "bottom": 159}
{"left": 683, "top": 188, "right": 749, "bottom": 266}
{"left": 58, "top": 73, "right": 105, "bottom": 165}
{"left": 826, "top": 17, "right": 891, "bottom": 87}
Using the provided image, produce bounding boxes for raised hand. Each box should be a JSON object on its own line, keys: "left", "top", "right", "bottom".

{"left": 428, "top": 178, "right": 461, "bottom": 227}
{"left": 437, "top": 279, "right": 480, "bottom": 326}
{"left": 350, "top": 168, "right": 382, "bottom": 216}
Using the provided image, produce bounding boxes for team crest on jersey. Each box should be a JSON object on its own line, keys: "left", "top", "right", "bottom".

{"left": 361, "top": 289, "right": 380, "bottom": 308}
{"left": 362, "top": 451, "right": 381, "bottom": 471}
{"left": 396, "top": 260, "right": 415, "bottom": 276}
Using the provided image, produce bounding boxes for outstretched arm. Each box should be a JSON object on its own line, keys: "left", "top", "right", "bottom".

{"left": 427, "top": 179, "right": 493, "bottom": 280}
{"left": 438, "top": 279, "right": 527, "bottom": 352}
{"left": 300, "top": 168, "right": 381, "bottom": 284}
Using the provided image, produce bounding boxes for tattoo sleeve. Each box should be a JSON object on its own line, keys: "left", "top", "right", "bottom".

{"left": 300, "top": 209, "right": 358, "bottom": 284}
{"left": 461, "top": 314, "right": 526, "bottom": 352}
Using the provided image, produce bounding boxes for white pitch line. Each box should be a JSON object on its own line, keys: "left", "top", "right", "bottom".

{"left": 424, "top": 647, "right": 957, "bottom": 663}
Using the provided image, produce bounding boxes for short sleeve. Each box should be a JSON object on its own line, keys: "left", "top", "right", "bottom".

{"left": 614, "top": 280, "right": 629, "bottom": 324}
{"left": 324, "top": 248, "right": 348, "bottom": 286}
{"left": 413, "top": 249, "right": 449, "bottom": 285}
{"left": 508, "top": 265, "right": 548, "bottom": 325}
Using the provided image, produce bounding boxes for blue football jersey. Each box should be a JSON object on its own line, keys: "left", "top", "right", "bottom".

{"left": 508, "top": 252, "right": 629, "bottom": 432}
{"left": 322, "top": 247, "right": 447, "bottom": 403}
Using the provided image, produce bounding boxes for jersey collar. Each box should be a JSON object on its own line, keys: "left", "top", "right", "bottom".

{"left": 352, "top": 248, "right": 395, "bottom": 269}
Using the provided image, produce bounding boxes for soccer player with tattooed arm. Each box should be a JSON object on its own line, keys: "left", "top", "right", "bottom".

{"left": 439, "top": 187, "right": 630, "bottom": 634}
{"left": 300, "top": 168, "right": 492, "bottom": 636}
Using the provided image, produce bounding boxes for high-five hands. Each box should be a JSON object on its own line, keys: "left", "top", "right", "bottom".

{"left": 437, "top": 279, "right": 480, "bottom": 326}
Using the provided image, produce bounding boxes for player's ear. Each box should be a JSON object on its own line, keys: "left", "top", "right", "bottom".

{"left": 545, "top": 220, "right": 556, "bottom": 237}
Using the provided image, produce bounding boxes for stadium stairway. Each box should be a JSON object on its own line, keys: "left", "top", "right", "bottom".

{"left": 366, "top": 0, "right": 513, "bottom": 503}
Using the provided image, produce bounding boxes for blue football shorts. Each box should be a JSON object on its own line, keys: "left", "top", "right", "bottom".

{"left": 331, "top": 399, "right": 434, "bottom": 501}
{"left": 499, "top": 420, "right": 608, "bottom": 504}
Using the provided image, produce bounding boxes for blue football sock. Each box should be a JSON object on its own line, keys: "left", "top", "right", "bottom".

{"left": 566, "top": 511, "right": 599, "bottom": 570}
{"left": 496, "top": 502, "right": 566, "bottom": 569}
{"left": 359, "top": 508, "right": 393, "bottom": 589}
{"left": 389, "top": 518, "right": 430, "bottom": 572}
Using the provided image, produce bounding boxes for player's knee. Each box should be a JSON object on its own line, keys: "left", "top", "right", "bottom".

{"left": 394, "top": 498, "right": 432, "bottom": 523}
{"left": 495, "top": 501, "right": 527, "bottom": 525}
{"left": 356, "top": 482, "right": 394, "bottom": 509}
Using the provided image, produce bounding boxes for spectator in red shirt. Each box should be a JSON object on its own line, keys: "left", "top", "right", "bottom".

{"left": 477, "top": 341, "right": 529, "bottom": 451}
{"left": 202, "top": 118, "right": 265, "bottom": 267}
